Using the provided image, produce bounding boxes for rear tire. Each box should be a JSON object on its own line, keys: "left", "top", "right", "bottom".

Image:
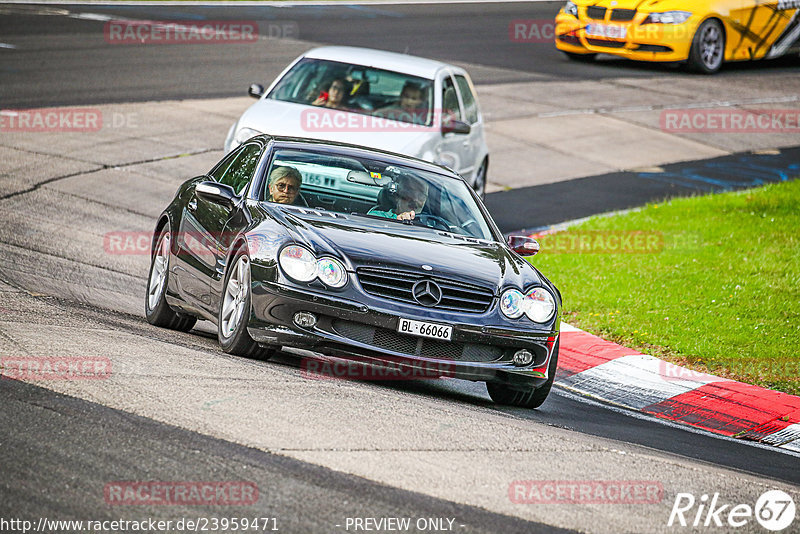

{"left": 218, "top": 247, "right": 275, "bottom": 359}
{"left": 145, "top": 226, "right": 197, "bottom": 332}
{"left": 487, "top": 340, "right": 559, "bottom": 409}
{"left": 687, "top": 19, "right": 725, "bottom": 74}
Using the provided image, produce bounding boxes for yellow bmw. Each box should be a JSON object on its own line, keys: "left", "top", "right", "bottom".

{"left": 555, "top": 0, "right": 800, "bottom": 73}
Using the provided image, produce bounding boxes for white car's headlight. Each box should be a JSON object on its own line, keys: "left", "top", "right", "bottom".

{"left": 500, "top": 289, "right": 525, "bottom": 319}
{"left": 564, "top": 1, "right": 578, "bottom": 17}
{"left": 234, "top": 127, "right": 262, "bottom": 146}
{"left": 642, "top": 11, "right": 692, "bottom": 24}
{"left": 316, "top": 257, "right": 347, "bottom": 288}
{"left": 279, "top": 245, "right": 317, "bottom": 282}
{"left": 524, "top": 288, "right": 556, "bottom": 323}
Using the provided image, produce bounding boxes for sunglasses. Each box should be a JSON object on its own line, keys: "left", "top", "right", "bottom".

{"left": 273, "top": 183, "right": 299, "bottom": 193}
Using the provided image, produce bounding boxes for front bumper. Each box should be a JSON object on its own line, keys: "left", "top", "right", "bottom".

{"left": 248, "top": 278, "right": 559, "bottom": 389}
{"left": 555, "top": 10, "right": 699, "bottom": 62}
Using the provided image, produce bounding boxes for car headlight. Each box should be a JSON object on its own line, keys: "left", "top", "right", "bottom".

{"left": 234, "top": 127, "right": 262, "bottom": 146}
{"left": 524, "top": 288, "right": 556, "bottom": 323}
{"left": 642, "top": 11, "right": 692, "bottom": 24}
{"left": 564, "top": 1, "right": 578, "bottom": 17}
{"left": 500, "top": 289, "right": 525, "bottom": 319}
{"left": 278, "top": 245, "right": 349, "bottom": 288}
{"left": 279, "top": 245, "right": 317, "bottom": 282}
{"left": 316, "top": 257, "right": 347, "bottom": 288}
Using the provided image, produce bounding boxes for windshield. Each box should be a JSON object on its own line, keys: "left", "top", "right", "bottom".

{"left": 267, "top": 58, "right": 434, "bottom": 127}
{"left": 260, "top": 148, "right": 495, "bottom": 241}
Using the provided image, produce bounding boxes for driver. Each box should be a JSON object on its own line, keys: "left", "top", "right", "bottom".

{"left": 368, "top": 174, "right": 428, "bottom": 221}
{"left": 266, "top": 166, "right": 302, "bottom": 204}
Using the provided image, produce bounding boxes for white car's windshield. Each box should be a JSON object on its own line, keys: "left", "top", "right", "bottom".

{"left": 261, "top": 148, "right": 495, "bottom": 241}
{"left": 267, "top": 58, "right": 435, "bottom": 127}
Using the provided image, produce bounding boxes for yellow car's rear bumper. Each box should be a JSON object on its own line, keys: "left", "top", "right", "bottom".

{"left": 555, "top": 11, "right": 700, "bottom": 63}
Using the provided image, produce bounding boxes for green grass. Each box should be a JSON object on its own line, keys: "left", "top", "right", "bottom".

{"left": 529, "top": 179, "right": 800, "bottom": 395}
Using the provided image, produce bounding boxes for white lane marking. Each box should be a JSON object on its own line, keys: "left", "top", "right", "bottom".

{"left": 69, "top": 13, "right": 116, "bottom": 22}
{"left": 552, "top": 386, "right": 800, "bottom": 458}
{"left": 558, "top": 354, "right": 727, "bottom": 410}
{"left": 0, "top": 43, "right": 17, "bottom": 49}
{"left": 559, "top": 322, "right": 582, "bottom": 333}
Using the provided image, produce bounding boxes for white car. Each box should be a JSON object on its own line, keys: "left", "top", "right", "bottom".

{"left": 224, "top": 46, "right": 490, "bottom": 197}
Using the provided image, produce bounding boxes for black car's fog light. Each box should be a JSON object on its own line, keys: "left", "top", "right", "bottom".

{"left": 293, "top": 312, "right": 318, "bottom": 328}
{"left": 512, "top": 349, "right": 534, "bottom": 367}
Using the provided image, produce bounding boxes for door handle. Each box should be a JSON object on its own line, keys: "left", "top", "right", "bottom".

{"left": 188, "top": 199, "right": 197, "bottom": 211}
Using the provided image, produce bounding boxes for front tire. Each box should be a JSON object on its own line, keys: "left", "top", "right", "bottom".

{"left": 486, "top": 340, "right": 559, "bottom": 409}
{"left": 218, "top": 247, "right": 273, "bottom": 359}
{"left": 687, "top": 19, "right": 725, "bottom": 74}
{"left": 145, "top": 226, "right": 197, "bottom": 332}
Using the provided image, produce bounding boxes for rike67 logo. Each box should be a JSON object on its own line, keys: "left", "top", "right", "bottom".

{"left": 668, "top": 490, "right": 796, "bottom": 531}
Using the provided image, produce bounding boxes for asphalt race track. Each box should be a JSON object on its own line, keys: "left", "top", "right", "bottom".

{"left": 1, "top": 3, "right": 799, "bottom": 533}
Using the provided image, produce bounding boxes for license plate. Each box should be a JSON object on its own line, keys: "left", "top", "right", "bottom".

{"left": 586, "top": 23, "right": 628, "bottom": 39}
{"left": 397, "top": 318, "right": 452, "bottom": 341}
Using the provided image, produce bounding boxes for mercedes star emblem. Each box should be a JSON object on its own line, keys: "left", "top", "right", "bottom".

{"left": 411, "top": 280, "right": 443, "bottom": 306}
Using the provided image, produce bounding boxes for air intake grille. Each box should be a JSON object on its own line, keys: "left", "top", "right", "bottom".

{"left": 610, "top": 9, "right": 636, "bottom": 21}
{"left": 586, "top": 38, "right": 626, "bottom": 48}
{"left": 586, "top": 6, "right": 607, "bottom": 19}
{"left": 356, "top": 267, "right": 494, "bottom": 313}
{"left": 332, "top": 320, "right": 503, "bottom": 362}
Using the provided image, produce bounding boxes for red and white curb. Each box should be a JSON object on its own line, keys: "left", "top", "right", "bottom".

{"left": 556, "top": 323, "right": 800, "bottom": 452}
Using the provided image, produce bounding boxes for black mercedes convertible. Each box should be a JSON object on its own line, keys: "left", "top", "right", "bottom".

{"left": 145, "top": 135, "right": 561, "bottom": 408}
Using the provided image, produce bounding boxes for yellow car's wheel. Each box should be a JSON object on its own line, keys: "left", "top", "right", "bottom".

{"left": 687, "top": 19, "right": 725, "bottom": 74}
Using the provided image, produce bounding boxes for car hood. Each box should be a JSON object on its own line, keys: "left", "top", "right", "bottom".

{"left": 236, "top": 99, "right": 437, "bottom": 156}
{"left": 255, "top": 208, "right": 542, "bottom": 293}
{"left": 574, "top": 0, "right": 697, "bottom": 10}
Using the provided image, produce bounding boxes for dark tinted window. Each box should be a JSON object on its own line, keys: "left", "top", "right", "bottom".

{"left": 209, "top": 147, "right": 242, "bottom": 182}
{"left": 219, "top": 143, "right": 263, "bottom": 195}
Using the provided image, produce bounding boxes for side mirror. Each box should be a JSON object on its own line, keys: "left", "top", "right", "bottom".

{"left": 196, "top": 181, "right": 237, "bottom": 207}
{"left": 507, "top": 235, "right": 540, "bottom": 256}
{"left": 441, "top": 118, "right": 471, "bottom": 135}
{"left": 248, "top": 84, "right": 265, "bottom": 98}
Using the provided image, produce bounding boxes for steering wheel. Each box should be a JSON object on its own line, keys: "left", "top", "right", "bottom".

{"left": 414, "top": 214, "right": 451, "bottom": 231}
